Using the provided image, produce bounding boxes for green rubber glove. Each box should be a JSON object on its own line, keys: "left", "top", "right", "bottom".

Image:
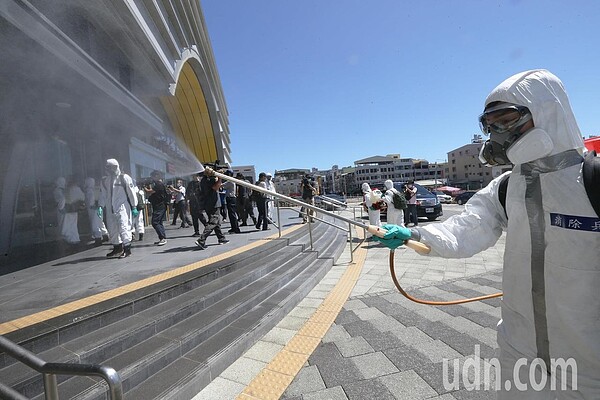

{"left": 132, "top": 208, "right": 139, "bottom": 218}
{"left": 97, "top": 207, "right": 103, "bottom": 219}
{"left": 372, "top": 224, "right": 412, "bottom": 249}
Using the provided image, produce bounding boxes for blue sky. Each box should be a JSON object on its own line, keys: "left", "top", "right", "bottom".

{"left": 201, "top": 0, "right": 600, "bottom": 174}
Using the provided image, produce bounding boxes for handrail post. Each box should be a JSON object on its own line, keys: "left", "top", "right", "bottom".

{"left": 43, "top": 373, "right": 59, "bottom": 400}
{"left": 276, "top": 200, "right": 282, "bottom": 238}
{"left": 348, "top": 222, "right": 354, "bottom": 263}
{"left": 308, "top": 215, "right": 313, "bottom": 250}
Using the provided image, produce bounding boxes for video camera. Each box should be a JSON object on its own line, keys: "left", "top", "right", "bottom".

{"left": 203, "top": 159, "right": 229, "bottom": 172}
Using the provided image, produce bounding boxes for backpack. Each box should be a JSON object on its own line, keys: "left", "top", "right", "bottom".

{"left": 499, "top": 150, "right": 600, "bottom": 218}
{"left": 392, "top": 189, "right": 407, "bottom": 210}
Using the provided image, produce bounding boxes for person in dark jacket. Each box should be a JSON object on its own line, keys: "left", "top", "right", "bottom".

{"left": 195, "top": 172, "right": 229, "bottom": 249}
{"left": 186, "top": 172, "right": 208, "bottom": 237}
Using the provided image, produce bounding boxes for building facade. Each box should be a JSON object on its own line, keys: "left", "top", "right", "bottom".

{"left": 447, "top": 135, "right": 496, "bottom": 189}
{"left": 354, "top": 155, "right": 446, "bottom": 190}
{"left": 0, "top": 0, "right": 230, "bottom": 270}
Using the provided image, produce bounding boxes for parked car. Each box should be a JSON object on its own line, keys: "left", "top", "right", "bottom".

{"left": 315, "top": 194, "right": 347, "bottom": 210}
{"left": 431, "top": 190, "right": 452, "bottom": 204}
{"left": 393, "top": 182, "right": 443, "bottom": 221}
{"left": 454, "top": 191, "right": 477, "bottom": 205}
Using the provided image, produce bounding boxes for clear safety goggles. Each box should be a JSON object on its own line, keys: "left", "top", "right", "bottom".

{"left": 478, "top": 104, "right": 532, "bottom": 136}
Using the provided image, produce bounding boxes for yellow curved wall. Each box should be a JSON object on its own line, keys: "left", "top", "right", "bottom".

{"left": 161, "top": 63, "right": 217, "bottom": 164}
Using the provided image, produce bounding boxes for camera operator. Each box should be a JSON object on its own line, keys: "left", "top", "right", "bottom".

{"left": 403, "top": 180, "right": 418, "bottom": 227}
{"left": 300, "top": 175, "right": 317, "bottom": 223}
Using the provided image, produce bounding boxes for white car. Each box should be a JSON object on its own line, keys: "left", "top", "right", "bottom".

{"left": 431, "top": 190, "right": 452, "bottom": 204}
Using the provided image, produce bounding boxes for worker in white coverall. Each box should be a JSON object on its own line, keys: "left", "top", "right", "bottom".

{"left": 265, "top": 172, "right": 276, "bottom": 222}
{"left": 84, "top": 177, "right": 108, "bottom": 246}
{"left": 383, "top": 180, "right": 404, "bottom": 226}
{"left": 362, "top": 182, "right": 382, "bottom": 227}
{"left": 99, "top": 159, "right": 138, "bottom": 259}
{"left": 375, "top": 70, "right": 599, "bottom": 398}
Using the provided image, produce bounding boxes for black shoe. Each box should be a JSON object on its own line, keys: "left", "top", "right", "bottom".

{"left": 262, "top": 228, "right": 269, "bottom": 231}
{"left": 240, "top": 222, "right": 248, "bottom": 227}
{"left": 94, "top": 238, "right": 103, "bottom": 246}
{"left": 192, "top": 232, "right": 200, "bottom": 237}
{"left": 139, "top": 233, "right": 144, "bottom": 241}
{"left": 228, "top": 229, "right": 236, "bottom": 233}
{"left": 119, "top": 245, "right": 132, "bottom": 259}
{"left": 255, "top": 224, "right": 260, "bottom": 229}
{"left": 218, "top": 238, "right": 230, "bottom": 245}
{"left": 102, "top": 234, "right": 109, "bottom": 242}
{"left": 107, "top": 244, "right": 124, "bottom": 259}
{"left": 195, "top": 240, "right": 206, "bottom": 250}
{"left": 170, "top": 223, "right": 177, "bottom": 226}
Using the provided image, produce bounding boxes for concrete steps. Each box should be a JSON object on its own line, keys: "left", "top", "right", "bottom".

{"left": 0, "top": 219, "right": 347, "bottom": 399}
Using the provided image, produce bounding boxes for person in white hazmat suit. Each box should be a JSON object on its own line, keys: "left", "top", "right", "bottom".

{"left": 53, "top": 177, "right": 66, "bottom": 239}
{"left": 99, "top": 159, "right": 138, "bottom": 259}
{"left": 362, "top": 182, "right": 382, "bottom": 227}
{"left": 84, "top": 177, "right": 108, "bottom": 246}
{"left": 375, "top": 70, "right": 599, "bottom": 398}
{"left": 382, "top": 180, "right": 405, "bottom": 226}
{"left": 265, "top": 172, "right": 276, "bottom": 222}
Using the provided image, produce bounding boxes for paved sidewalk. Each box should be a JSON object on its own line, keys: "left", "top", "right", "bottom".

{"left": 195, "top": 209, "right": 505, "bottom": 400}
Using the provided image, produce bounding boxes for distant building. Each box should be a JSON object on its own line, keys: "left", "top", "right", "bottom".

{"left": 273, "top": 168, "right": 310, "bottom": 196}
{"left": 232, "top": 165, "right": 256, "bottom": 182}
{"left": 354, "top": 155, "right": 445, "bottom": 189}
{"left": 447, "top": 134, "right": 495, "bottom": 189}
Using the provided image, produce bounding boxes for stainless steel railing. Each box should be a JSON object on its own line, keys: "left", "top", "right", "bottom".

{"left": 211, "top": 169, "right": 371, "bottom": 262}
{"left": 0, "top": 335, "right": 122, "bottom": 400}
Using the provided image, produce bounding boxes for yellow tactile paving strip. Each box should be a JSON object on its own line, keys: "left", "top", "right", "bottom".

{"left": 238, "top": 227, "right": 368, "bottom": 400}
{"left": 0, "top": 225, "right": 304, "bottom": 336}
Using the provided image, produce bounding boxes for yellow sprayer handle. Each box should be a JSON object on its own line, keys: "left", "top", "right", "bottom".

{"left": 366, "top": 225, "right": 431, "bottom": 255}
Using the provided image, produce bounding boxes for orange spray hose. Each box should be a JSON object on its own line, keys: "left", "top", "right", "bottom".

{"left": 367, "top": 226, "right": 503, "bottom": 305}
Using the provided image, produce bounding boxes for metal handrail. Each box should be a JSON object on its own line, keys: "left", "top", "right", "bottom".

{"left": 315, "top": 195, "right": 348, "bottom": 208}
{"left": 210, "top": 168, "right": 372, "bottom": 263}
{"left": 0, "top": 335, "right": 122, "bottom": 400}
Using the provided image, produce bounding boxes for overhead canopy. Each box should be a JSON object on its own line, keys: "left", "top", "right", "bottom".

{"left": 437, "top": 186, "right": 462, "bottom": 192}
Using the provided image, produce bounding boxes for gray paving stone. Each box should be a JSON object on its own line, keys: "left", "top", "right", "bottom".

{"left": 309, "top": 342, "right": 343, "bottom": 365}
{"left": 191, "top": 377, "right": 245, "bottom": 400}
{"left": 283, "top": 365, "right": 326, "bottom": 398}
{"left": 243, "top": 340, "right": 284, "bottom": 363}
{"left": 220, "top": 357, "right": 266, "bottom": 385}
{"left": 392, "top": 326, "right": 434, "bottom": 346}
{"left": 350, "top": 351, "right": 399, "bottom": 379}
{"left": 261, "top": 326, "right": 296, "bottom": 346}
{"left": 379, "top": 369, "right": 438, "bottom": 399}
{"left": 368, "top": 315, "right": 405, "bottom": 332}
{"left": 335, "top": 309, "right": 360, "bottom": 325}
{"left": 278, "top": 315, "right": 309, "bottom": 330}
{"left": 315, "top": 357, "right": 364, "bottom": 387}
{"left": 414, "top": 361, "right": 458, "bottom": 395}
{"left": 322, "top": 324, "right": 352, "bottom": 343}
{"left": 383, "top": 345, "right": 432, "bottom": 371}
{"left": 342, "top": 378, "right": 396, "bottom": 400}
{"left": 334, "top": 336, "right": 374, "bottom": 357}
{"left": 442, "top": 316, "right": 488, "bottom": 335}
{"left": 415, "top": 339, "right": 462, "bottom": 363}
{"left": 353, "top": 306, "right": 388, "bottom": 321}
{"left": 343, "top": 299, "right": 368, "bottom": 311}
{"left": 303, "top": 385, "right": 348, "bottom": 400}
{"left": 342, "top": 319, "right": 382, "bottom": 338}
{"left": 361, "top": 330, "right": 404, "bottom": 352}
{"left": 463, "top": 311, "right": 500, "bottom": 329}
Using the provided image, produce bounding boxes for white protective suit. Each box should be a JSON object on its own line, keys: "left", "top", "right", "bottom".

{"left": 415, "top": 70, "right": 599, "bottom": 398}
{"left": 362, "top": 182, "right": 382, "bottom": 227}
{"left": 383, "top": 180, "right": 404, "bottom": 226}
{"left": 99, "top": 160, "right": 137, "bottom": 246}
{"left": 53, "top": 177, "right": 66, "bottom": 240}
{"left": 62, "top": 182, "right": 85, "bottom": 244}
{"left": 132, "top": 187, "right": 145, "bottom": 238}
{"left": 266, "top": 173, "right": 276, "bottom": 221}
{"left": 84, "top": 177, "right": 108, "bottom": 240}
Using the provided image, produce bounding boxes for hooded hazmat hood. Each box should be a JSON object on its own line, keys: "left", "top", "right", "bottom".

{"left": 484, "top": 69, "right": 585, "bottom": 159}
